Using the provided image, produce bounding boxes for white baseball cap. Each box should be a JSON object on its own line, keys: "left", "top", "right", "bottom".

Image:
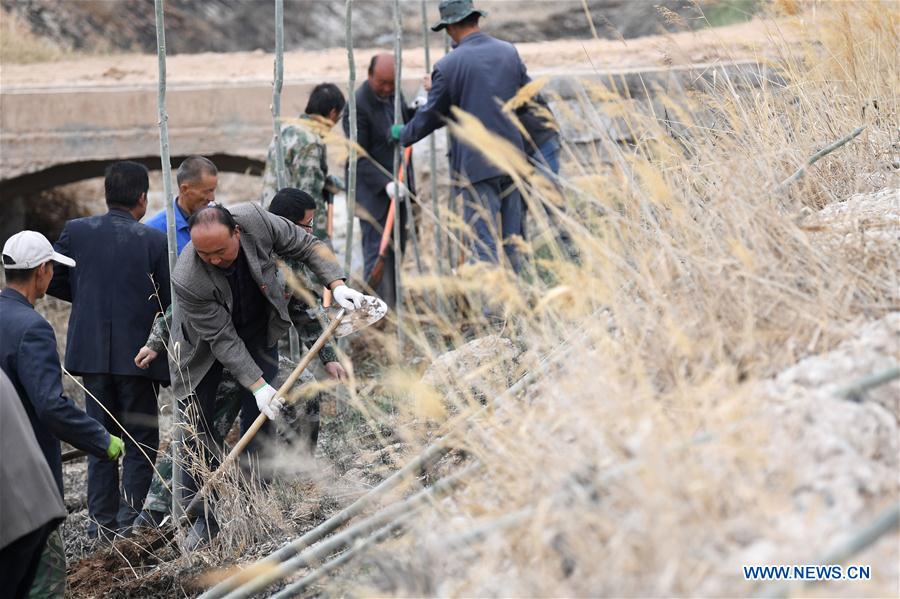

{"left": 2, "top": 231, "right": 75, "bottom": 269}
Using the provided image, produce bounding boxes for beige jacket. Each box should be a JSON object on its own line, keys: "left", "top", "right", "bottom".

{"left": 168, "top": 202, "right": 345, "bottom": 399}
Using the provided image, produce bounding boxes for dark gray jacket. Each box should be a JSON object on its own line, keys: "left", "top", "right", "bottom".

{"left": 169, "top": 203, "right": 345, "bottom": 399}
{"left": 343, "top": 81, "right": 416, "bottom": 224}
{"left": 400, "top": 31, "right": 530, "bottom": 185}
{"left": 0, "top": 369, "right": 66, "bottom": 550}
{"left": 0, "top": 288, "right": 110, "bottom": 495}
{"left": 47, "top": 208, "right": 171, "bottom": 382}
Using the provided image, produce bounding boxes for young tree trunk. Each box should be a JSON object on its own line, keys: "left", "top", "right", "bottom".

{"left": 344, "top": 0, "right": 358, "bottom": 275}
{"left": 392, "top": 0, "right": 404, "bottom": 354}
{"left": 152, "top": 0, "right": 183, "bottom": 522}
{"left": 422, "top": 0, "right": 443, "bottom": 280}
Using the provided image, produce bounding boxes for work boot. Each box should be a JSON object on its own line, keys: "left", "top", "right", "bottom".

{"left": 182, "top": 515, "right": 220, "bottom": 552}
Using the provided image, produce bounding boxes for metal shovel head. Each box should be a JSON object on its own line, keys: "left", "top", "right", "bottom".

{"left": 326, "top": 294, "right": 387, "bottom": 338}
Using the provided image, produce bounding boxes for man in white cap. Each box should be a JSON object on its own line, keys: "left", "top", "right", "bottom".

{"left": 0, "top": 230, "right": 123, "bottom": 597}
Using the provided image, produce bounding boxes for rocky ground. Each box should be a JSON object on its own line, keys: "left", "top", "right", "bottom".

{"left": 2, "top": 0, "right": 758, "bottom": 58}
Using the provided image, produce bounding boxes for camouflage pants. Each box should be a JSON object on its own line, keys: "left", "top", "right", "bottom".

{"left": 27, "top": 529, "right": 65, "bottom": 599}
{"left": 142, "top": 359, "right": 321, "bottom": 516}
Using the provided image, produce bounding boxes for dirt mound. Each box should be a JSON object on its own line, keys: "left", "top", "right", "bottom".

{"left": 67, "top": 527, "right": 190, "bottom": 598}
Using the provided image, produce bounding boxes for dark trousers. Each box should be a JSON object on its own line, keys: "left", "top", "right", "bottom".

{"left": 179, "top": 344, "right": 279, "bottom": 514}
{"left": 83, "top": 374, "right": 159, "bottom": 535}
{"left": 0, "top": 522, "right": 55, "bottom": 599}
{"left": 360, "top": 202, "right": 408, "bottom": 309}
{"left": 457, "top": 175, "right": 524, "bottom": 272}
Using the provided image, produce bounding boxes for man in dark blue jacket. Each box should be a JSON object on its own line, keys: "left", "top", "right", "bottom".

{"left": 344, "top": 54, "right": 416, "bottom": 308}
{"left": 0, "top": 230, "right": 122, "bottom": 595}
{"left": 47, "top": 161, "right": 170, "bottom": 538}
{"left": 393, "top": 0, "right": 528, "bottom": 273}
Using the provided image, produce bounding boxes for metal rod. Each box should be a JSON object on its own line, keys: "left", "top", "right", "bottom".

{"left": 152, "top": 0, "right": 182, "bottom": 523}
{"left": 344, "top": 0, "right": 358, "bottom": 276}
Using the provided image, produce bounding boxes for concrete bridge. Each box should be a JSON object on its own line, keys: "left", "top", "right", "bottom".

{"left": 0, "top": 60, "right": 779, "bottom": 198}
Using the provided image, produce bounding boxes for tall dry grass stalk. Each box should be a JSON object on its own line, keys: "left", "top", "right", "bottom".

{"left": 196, "top": 2, "right": 898, "bottom": 596}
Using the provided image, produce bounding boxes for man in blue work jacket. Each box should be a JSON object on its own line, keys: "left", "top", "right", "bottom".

{"left": 145, "top": 155, "right": 218, "bottom": 253}
{"left": 392, "top": 0, "right": 529, "bottom": 273}
{"left": 48, "top": 161, "right": 170, "bottom": 539}
{"left": 0, "top": 230, "right": 123, "bottom": 596}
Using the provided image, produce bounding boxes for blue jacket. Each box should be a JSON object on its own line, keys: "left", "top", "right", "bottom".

{"left": 0, "top": 288, "right": 110, "bottom": 495}
{"left": 145, "top": 198, "right": 191, "bottom": 254}
{"left": 47, "top": 208, "right": 171, "bottom": 382}
{"left": 400, "top": 31, "right": 529, "bottom": 185}
{"left": 343, "top": 82, "right": 416, "bottom": 224}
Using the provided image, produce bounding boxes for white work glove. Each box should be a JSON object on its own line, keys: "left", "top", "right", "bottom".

{"left": 385, "top": 181, "right": 409, "bottom": 200}
{"left": 333, "top": 284, "right": 365, "bottom": 310}
{"left": 252, "top": 383, "right": 285, "bottom": 420}
{"left": 411, "top": 92, "right": 428, "bottom": 109}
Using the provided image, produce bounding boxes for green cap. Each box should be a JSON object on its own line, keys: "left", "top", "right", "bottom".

{"left": 431, "top": 0, "right": 487, "bottom": 32}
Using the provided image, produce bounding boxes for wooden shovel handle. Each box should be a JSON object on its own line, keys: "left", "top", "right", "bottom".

{"left": 183, "top": 309, "right": 346, "bottom": 520}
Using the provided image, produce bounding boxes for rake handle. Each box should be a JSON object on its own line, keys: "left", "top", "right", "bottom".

{"left": 183, "top": 309, "right": 346, "bottom": 521}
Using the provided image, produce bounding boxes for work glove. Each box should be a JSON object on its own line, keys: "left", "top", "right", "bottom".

{"left": 252, "top": 383, "right": 285, "bottom": 420}
{"left": 107, "top": 435, "right": 125, "bottom": 460}
{"left": 389, "top": 123, "right": 404, "bottom": 142}
{"left": 333, "top": 284, "right": 365, "bottom": 311}
{"left": 385, "top": 181, "right": 409, "bottom": 201}
{"left": 411, "top": 92, "right": 428, "bottom": 109}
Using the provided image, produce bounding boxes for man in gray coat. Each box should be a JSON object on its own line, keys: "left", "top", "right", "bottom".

{"left": 393, "top": 0, "right": 529, "bottom": 273}
{"left": 0, "top": 370, "right": 66, "bottom": 598}
{"left": 169, "top": 202, "right": 364, "bottom": 537}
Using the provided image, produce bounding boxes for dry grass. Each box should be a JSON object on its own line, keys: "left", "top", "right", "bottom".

{"left": 97, "top": 2, "right": 898, "bottom": 596}
{"left": 0, "top": 9, "right": 68, "bottom": 64}
{"left": 283, "top": 2, "right": 896, "bottom": 597}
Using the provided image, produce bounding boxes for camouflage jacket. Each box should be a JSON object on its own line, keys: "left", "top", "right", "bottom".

{"left": 261, "top": 115, "right": 332, "bottom": 242}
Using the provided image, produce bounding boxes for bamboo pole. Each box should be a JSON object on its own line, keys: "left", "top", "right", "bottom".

{"left": 757, "top": 502, "right": 899, "bottom": 598}
{"left": 835, "top": 365, "right": 900, "bottom": 402}
{"left": 776, "top": 125, "right": 865, "bottom": 191}
{"left": 219, "top": 465, "right": 478, "bottom": 599}
{"left": 271, "top": 513, "right": 413, "bottom": 599}
{"left": 392, "top": 0, "right": 404, "bottom": 354}
{"left": 344, "top": 0, "right": 358, "bottom": 276}
{"left": 153, "top": 0, "right": 183, "bottom": 522}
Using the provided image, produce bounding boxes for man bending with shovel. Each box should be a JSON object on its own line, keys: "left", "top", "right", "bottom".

{"left": 133, "top": 190, "right": 359, "bottom": 530}
{"left": 166, "top": 202, "right": 365, "bottom": 543}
